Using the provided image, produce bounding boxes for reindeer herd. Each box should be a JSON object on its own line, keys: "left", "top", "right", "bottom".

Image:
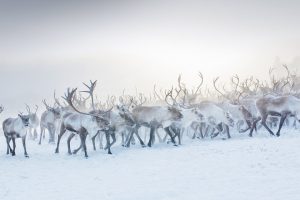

{"left": 1, "top": 65, "right": 300, "bottom": 158}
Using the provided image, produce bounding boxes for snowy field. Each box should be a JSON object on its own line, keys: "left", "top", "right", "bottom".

{"left": 0, "top": 129, "right": 300, "bottom": 200}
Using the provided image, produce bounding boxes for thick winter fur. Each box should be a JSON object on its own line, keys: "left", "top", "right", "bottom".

{"left": 3, "top": 114, "right": 30, "bottom": 157}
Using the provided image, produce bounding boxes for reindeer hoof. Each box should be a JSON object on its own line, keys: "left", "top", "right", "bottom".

{"left": 276, "top": 134, "right": 280, "bottom": 137}
{"left": 12, "top": 152, "right": 16, "bottom": 156}
{"left": 142, "top": 145, "right": 146, "bottom": 148}
{"left": 25, "top": 155, "right": 29, "bottom": 158}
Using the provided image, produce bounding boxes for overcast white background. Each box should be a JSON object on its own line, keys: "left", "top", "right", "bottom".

{"left": 0, "top": 0, "right": 300, "bottom": 113}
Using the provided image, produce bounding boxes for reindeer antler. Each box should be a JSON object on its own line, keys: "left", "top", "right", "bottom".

{"left": 25, "top": 104, "right": 31, "bottom": 114}
{"left": 42, "top": 100, "right": 52, "bottom": 111}
{"left": 54, "top": 90, "right": 63, "bottom": 107}
{"left": 81, "top": 80, "right": 97, "bottom": 110}
{"left": 194, "top": 72, "right": 204, "bottom": 95}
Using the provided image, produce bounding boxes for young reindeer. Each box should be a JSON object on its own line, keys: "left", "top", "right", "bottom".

{"left": 3, "top": 113, "right": 30, "bottom": 157}
{"left": 255, "top": 95, "right": 300, "bottom": 137}
{"left": 39, "top": 100, "right": 61, "bottom": 144}
{"left": 25, "top": 104, "right": 40, "bottom": 140}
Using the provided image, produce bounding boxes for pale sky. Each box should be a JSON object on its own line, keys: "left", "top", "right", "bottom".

{"left": 0, "top": 0, "right": 300, "bottom": 113}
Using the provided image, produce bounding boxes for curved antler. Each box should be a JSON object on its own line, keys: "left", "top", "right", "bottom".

{"left": 63, "top": 88, "right": 111, "bottom": 121}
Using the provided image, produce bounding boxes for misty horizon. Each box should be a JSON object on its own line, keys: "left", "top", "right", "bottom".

{"left": 1, "top": 0, "right": 300, "bottom": 113}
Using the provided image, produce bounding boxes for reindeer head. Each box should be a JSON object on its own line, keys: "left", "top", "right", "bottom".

{"left": 18, "top": 113, "right": 30, "bottom": 127}
{"left": 167, "top": 107, "right": 183, "bottom": 121}
{"left": 43, "top": 100, "right": 61, "bottom": 118}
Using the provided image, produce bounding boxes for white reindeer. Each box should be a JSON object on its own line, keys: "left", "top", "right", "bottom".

{"left": 25, "top": 104, "right": 40, "bottom": 140}
{"left": 3, "top": 113, "right": 30, "bottom": 157}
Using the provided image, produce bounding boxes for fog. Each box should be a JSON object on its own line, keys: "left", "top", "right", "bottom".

{"left": 0, "top": 0, "right": 300, "bottom": 113}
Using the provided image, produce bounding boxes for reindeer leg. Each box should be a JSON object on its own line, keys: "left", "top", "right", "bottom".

{"left": 98, "top": 131, "right": 104, "bottom": 149}
{"left": 22, "top": 136, "right": 29, "bottom": 158}
{"left": 131, "top": 136, "right": 136, "bottom": 145}
{"left": 55, "top": 124, "right": 66, "bottom": 154}
{"left": 199, "top": 125, "right": 204, "bottom": 139}
{"left": 104, "top": 131, "right": 117, "bottom": 150}
{"left": 225, "top": 124, "right": 231, "bottom": 139}
{"left": 148, "top": 127, "right": 155, "bottom": 147}
{"left": 134, "top": 129, "right": 145, "bottom": 147}
{"left": 48, "top": 124, "right": 53, "bottom": 143}
{"left": 249, "top": 118, "right": 261, "bottom": 137}
{"left": 239, "top": 120, "right": 251, "bottom": 133}
{"left": 5, "top": 136, "right": 12, "bottom": 155}
{"left": 204, "top": 125, "right": 210, "bottom": 137}
{"left": 33, "top": 129, "right": 38, "bottom": 140}
{"left": 261, "top": 115, "right": 275, "bottom": 136}
{"left": 11, "top": 138, "right": 16, "bottom": 156}
{"left": 67, "top": 133, "right": 76, "bottom": 155}
{"left": 105, "top": 131, "right": 112, "bottom": 154}
{"left": 164, "top": 127, "right": 176, "bottom": 146}
{"left": 73, "top": 143, "right": 82, "bottom": 155}
{"left": 276, "top": 114, "right": 288, "bottom": 137}
{"left": 211, "top": 126, "right": 220, "bottom": 138}
{"left": 125, "top": 129, "right": 135, "bottom": 147}
{"left": 38, "top": 128, "right": 44, "bottom": 145}
{"left": 79, "top": 132, "right": 88, "bottom": 158}
{"left": 121, "top": 132, "right": 125, "bottom": 146}
{"left": 171, "top": 126, "right": 181, "bottom": 145}
{"left": 192, "top": 127, "right": 196, "bottom": 139}
{"left": 92, "top": 131, "right": 99, "bottom": 151}
{"left": 178, "top": 128, "right": 182, "bottom": 145}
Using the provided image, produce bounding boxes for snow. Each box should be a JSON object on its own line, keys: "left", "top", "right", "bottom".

{"left": 0, "top": 130, "right": 300, "bottom": 200}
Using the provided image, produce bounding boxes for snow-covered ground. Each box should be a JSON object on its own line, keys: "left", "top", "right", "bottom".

{"left": 0, "top": 129, "right": 300, "bottom": 200}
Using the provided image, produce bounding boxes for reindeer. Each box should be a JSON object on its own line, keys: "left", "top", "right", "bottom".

{"left": 55, "top": 84, "right": 113, "bottom": 157}
{"left": 64, "top": 81, "right": 127, "bottom": 153}
{"left": 39, "top": 100, "right": 61, "bottom": 144}
{"left": 255, "top": 95, "right": 300, "bottom": 137}
{"left": 195, "top": 101, "right": 234, "bottom": 139}
{"left": 3, "top": 113, "right": 30, "bottom": 157}
{"left": 25, "top": 104, "right": 40, "bottom": 140}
